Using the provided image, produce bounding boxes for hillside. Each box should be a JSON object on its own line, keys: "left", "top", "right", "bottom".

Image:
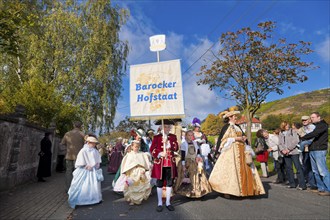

{"left": 256, "top": 88, "right": 330, "bottom": 120}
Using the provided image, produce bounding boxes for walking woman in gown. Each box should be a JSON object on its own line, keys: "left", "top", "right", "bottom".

{"left": 209, "top": 109, "right": 265, "bottom": 197}
{"left": 108, "top": 137, "right": 124, "bottom": 173}
{"left": 68, "top": 136, "right": 103, "bottom": 208}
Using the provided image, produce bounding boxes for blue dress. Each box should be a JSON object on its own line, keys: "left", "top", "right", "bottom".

{"left": 68, "top": 145, "right": 102, "bottom": 208}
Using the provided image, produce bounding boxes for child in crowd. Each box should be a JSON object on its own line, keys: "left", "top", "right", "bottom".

{"left": 121, "top": 140, "right": 152, "bottom": 205}
{"left": 174, "top": 130, "right": 212, "bottom": 198}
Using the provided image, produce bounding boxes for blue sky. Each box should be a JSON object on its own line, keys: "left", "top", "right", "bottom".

{"left": 113, "top": 0, "right": 330, "bottom": 127}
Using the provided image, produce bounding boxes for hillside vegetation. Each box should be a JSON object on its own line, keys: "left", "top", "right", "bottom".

{"left": 256, "top": 88, "right": 330, "bottom": 122}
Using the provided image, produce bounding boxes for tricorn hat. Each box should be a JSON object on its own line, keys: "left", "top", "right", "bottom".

{"left": 154, "top": 119, "right": 175, "bottom": 125}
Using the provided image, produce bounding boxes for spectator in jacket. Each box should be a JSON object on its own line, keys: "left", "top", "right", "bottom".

{"left": 298, "top": 116, "right": 317, "bottom": 190}
{"left": 297, "top": 116, "right": 315, "bottom": 153}
{"left": 301, "top": 112, "right": 330, "bottom": 196}
{"left": 264, "top": 129, "right": 286, "bottom": 184}
{"left": 61, "top": 121, "right": 85, "bottom": 192}
{"left": 278, "top": 121, "right": 307, "bottom": 190}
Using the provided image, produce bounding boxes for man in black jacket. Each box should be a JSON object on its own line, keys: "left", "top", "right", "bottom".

{"left": 301, "top": 112, "right": 329, "bottom": 196}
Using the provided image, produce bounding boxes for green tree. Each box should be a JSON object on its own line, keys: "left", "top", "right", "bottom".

{"left": 115, "top": 116, "right": 149, "bottom": 133}
{"left": 0, "top": 0, "right": 129, "bottom": 135}
{"left": 262, "top": 114, "right": 282, "bottom": 131}
{"left": 201, "top": 113, "right": 223, "bottom": 136}
{"left": 197, "top": 21, "right": 317, "bottom": 143}
{"left": 0, "top": 0, "right": 41, "bottom": 57}
{"left": 0, "top": 0, "right": 44, "bottom": 113}
{"left": 99, "top": 131, "right": 130, "bottom": 145}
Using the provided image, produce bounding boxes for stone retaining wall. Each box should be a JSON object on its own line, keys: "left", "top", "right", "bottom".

{"left": 0, "top": 106, "right": 61, "bottom": 191}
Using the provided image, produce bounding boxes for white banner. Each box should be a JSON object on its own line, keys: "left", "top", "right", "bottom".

{"left": 130, "top": 59, "right": 185, "bottom": 120}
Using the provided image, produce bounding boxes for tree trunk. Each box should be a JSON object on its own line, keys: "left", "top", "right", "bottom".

{"left": 245, "top": 112, "right": 253, "bottom": 145}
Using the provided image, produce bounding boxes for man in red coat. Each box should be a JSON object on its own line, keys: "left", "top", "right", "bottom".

{"left": 150, "top": 119, "right": 178, "bottom": 212}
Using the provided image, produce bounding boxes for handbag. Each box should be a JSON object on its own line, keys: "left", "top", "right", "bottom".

{"left": 254, "top": 142, "right": 264, "bottom": 154}
{"left": 245, "top": 151, "right": 253, "bottom": 165}
{"left": 96, "top": 169, "right": 104, "bottom": 182}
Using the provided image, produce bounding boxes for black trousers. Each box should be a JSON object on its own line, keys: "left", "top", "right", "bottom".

{"left": 156, "top": 167, "right": 174, "bottom": 187}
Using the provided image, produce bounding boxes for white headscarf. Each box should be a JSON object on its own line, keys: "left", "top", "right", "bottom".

{"left": 75, "top": 144, "right": 101, "bottom": 168}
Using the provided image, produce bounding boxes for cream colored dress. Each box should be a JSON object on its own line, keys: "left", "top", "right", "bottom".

{"left": 121, "top": 152, "right": 152, "bottom": 204}
{"left": 174, "top": 141, "right": 212, "bottom": 198}
{"left": 209, "top": 123, "right": 265, "bottom": 197}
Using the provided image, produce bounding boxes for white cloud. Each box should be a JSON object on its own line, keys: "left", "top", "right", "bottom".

{"left": 279, "top": 22, "right": 305, "bottom": 35}
{"left": 315, "top": 27, "right": 329, "bottom": 36}
{"left": 316, "top": 36, "right": 330, "bottom": 62}
{"left": 182, "top": 75, "right": 230, "bottom": 125}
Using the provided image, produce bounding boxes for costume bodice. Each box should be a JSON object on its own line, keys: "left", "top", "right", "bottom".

{"left": 228, "top": 123, "right": 243, "bottom": 137}
{"left": 193, "top": 131, "right": 203, "bottom": 139}
{"left": 186, "top": 142, "right": 196, "bottom": 159}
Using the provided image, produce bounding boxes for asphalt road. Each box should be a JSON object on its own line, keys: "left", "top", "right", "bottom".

{"left": 71, "top": 166, "right": 330, "bottom": 220}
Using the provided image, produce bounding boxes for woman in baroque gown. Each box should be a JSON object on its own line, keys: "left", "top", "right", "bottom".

{"left": 68, "top": 136, "right": 103, "bottom": 208}
{"left": 191, "top": 117, "right": 213, "bottom": 174}
{"left": 209, "top": 109, "right": 265, "bottom": 198}
{"left": 174, "top": 130, "right": 212, "bottom": 198}
{"left": 108, "top": 137, "right": 124, "bottom": 173}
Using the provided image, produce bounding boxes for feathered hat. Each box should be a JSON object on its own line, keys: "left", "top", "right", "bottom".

{"left": 192, "top": 117, "right": 201, "bottom": 127}
{"left": 219, "top": 106, "right": 240, "bottom": 119}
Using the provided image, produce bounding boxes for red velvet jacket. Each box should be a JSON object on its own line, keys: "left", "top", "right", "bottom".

{"left": 150, "top": 133, "right": 178, "bottom": 179}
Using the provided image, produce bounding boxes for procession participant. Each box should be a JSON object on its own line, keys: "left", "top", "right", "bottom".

{"left": 191, "top": 117, "right": 207, "bottom": 144}
{"left": 121, "top": 140, "right": 152, "bottom": 205}
{"left": 68, "top": 136, "right": 103, "bottom": 209}
{"left": 174, "top": 130, "right": 212, "bottom": 198}
{"left": 136, "top": 128, "right": 150, "bottom": 153}
{"left": 191, "top": 117, "right": 212, "bottom": 173}
{"left": 146, "top": 129, "right": 155, "bottom": 149}
{"left": 150, "top": 119, "right": 178, "bottom": 212}
{"left": 108, "top": 137, "right": 124, "bottom": 174}
{"left": 209, "top": 110, "right": 265, "bottom": 198}
{"left": 113, "top": 143, "right": 132, "bottom": 194}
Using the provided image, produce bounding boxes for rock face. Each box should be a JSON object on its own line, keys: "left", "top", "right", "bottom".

{"left": 0, "top": 106, "right": 61, "bottom": 191}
